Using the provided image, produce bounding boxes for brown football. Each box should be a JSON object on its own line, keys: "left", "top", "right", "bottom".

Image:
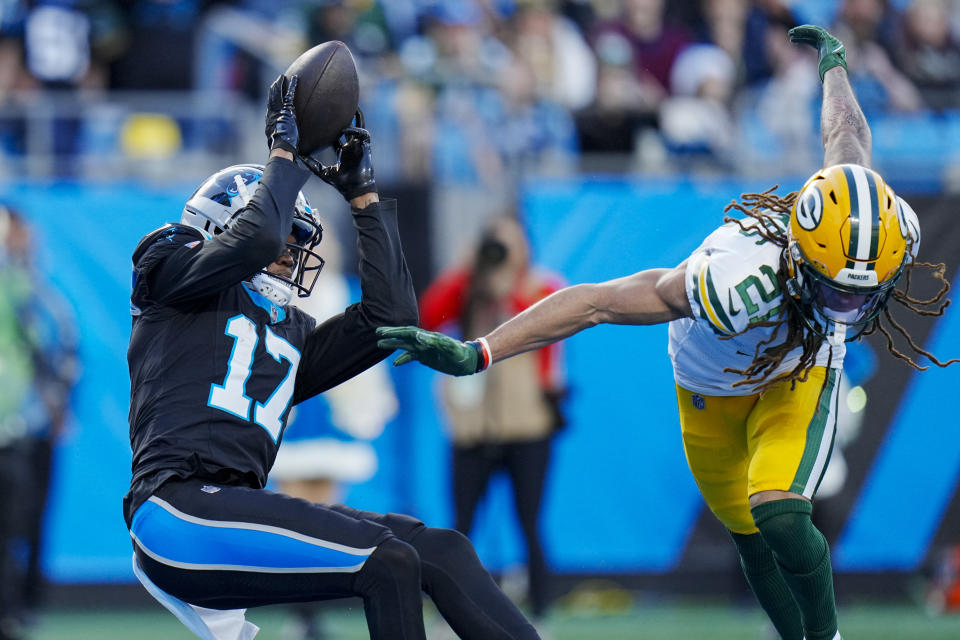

{"left": 284, "top": 41, "right": 359, "bottom": 155}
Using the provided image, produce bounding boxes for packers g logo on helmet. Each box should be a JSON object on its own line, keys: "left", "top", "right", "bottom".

{"left": 785, "top": 164, "right": 913, "bottom": 343}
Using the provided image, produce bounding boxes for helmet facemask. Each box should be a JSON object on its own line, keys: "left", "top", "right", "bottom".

{"left": 786, "top": 242, "right": 900, "bottom": 344}
{"left": 253, "top": 201, "right": 326, "bottom": 306}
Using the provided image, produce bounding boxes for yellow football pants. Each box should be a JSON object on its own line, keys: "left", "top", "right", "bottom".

{"left": 676, "top": 367, "right": 841, "bottom": 534}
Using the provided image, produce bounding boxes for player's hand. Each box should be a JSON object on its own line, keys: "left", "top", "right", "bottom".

{"left": 265, "top": 74, "right": 300, "bottom": 154}
{"left": 376, "top": 326, "right": 481, "bottom": 376}
{"left": 300, "top": 109, "right": 377, "bottom": 202}
{"left": 789, "top": 25, "right": 847, "bottom": 82}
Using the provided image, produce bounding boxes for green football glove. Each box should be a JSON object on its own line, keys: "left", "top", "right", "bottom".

{"left": 376, "top": 326, "right": 483, "bottom": 376}
{"left": 789, "top": 24, "right": 848, "bottom": 82}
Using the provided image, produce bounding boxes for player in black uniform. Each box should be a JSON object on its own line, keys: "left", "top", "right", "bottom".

{"left": 124, "top": 76, "right": 540, "bottom": 640}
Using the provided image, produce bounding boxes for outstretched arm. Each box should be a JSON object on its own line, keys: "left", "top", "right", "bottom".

{"left": 377, "top": 262, "right": 691, "bottom": 376}
{"left": 821, "top": 67, "right": 871, "bottom": 167}
{"left": 789, "top": 24, "right": 872, "bottom": 167}
{"left": 485, "top": 263, "right": 690, "bottom": 361}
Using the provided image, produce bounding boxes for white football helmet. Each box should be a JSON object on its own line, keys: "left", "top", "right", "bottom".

{"left": 181, "top": 164, "right": 324, "bottom": 306}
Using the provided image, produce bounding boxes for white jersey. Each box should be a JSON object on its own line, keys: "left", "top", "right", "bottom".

{"left": 668, "top": 219, "right": 844, "bottom": 395}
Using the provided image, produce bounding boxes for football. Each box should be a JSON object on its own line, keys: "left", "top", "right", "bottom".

{"left": 284, "top": 41, "right": 359, "bottom": 155}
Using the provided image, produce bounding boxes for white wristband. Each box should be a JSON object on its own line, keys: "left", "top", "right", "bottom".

{"left": 476, "top": 337, "right": 493, "bottom": 370}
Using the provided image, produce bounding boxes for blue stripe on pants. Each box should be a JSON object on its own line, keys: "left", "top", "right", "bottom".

{"left": 131, "top": 496, "right": 373, "bottom": 572}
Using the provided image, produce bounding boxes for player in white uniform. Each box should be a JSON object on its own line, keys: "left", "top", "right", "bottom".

{"left": 375, "top": 26, "right": 957, "bottom": 640}
{"left": 669, "top": 216, "right": 843, "bottom": 396}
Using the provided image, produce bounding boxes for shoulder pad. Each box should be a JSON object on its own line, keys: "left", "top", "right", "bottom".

{"left": 132, "top": 224, "right": 205, "bottom": 266}
{"left": 685, "top": 226, "right": 785, "bottom": 335}
{"left": 287, "top": 304, "right": 318, "bottom": 332}
{"left": 688, "top": 253, "right": 740, "bottom": 335}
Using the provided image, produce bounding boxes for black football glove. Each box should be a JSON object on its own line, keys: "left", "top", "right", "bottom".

{"left": 300, "top": 109, "right": 376, "bottom": 202}
{"left": 265, "top": 74, "right": 300, "bottom": 154}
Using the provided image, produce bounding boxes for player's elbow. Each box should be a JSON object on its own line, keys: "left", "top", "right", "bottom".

{"left": 582, "top": 284, "right": 614, "bottom": 326}
{"left": 655, "top": 269, "right": 692, "bottom": 318}
{"left": 386, "top": 277, "right": 419, "bottom": 326}
{"left": 391, "top": 296, "right": 419, "bottom": 327}
{"left": 364, "top": 285, "right": 419, "bottom": 327}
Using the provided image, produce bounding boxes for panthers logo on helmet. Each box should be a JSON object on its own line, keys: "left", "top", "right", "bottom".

{"left": 215, "top": 168, "right": 262, "bottom": 208}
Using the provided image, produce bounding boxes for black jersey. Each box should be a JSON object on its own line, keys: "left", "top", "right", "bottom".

{"left": 124, "top": 158, "right": 418, "bottom": 525}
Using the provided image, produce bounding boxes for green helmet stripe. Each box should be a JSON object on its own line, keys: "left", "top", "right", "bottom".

{"left": 867, "top": 170, "right": 881, "bottom": 267}
{"left": 843, "top": 165, "right": 860, "bottom": 260}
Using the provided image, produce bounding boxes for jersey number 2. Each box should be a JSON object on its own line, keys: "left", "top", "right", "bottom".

{"left": 208, "top": 315, "right": 301, "bottom": 442}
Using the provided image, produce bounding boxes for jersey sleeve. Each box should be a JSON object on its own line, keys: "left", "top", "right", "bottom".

{"left": 130, "top": 224, "right": 205, "bottom": 314}
{"left": 684, "top": 229, "right": 752, "bottom": 336}
{"left": 135, "top": 157, "right": 310, "bottom": 308}
{"left": 291, "top": 198, "right": 418, "bottom": 404}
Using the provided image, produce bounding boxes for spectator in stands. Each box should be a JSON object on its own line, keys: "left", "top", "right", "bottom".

{"left": 505, "top": 0, "right": 597, "bottom": 111}
{"left": 301, "top": 0, "right": 394, "bottom": 61}
{"left": 591, "top": 0, "right": 690, "bottom": 108}
{"left": 575, "top": 27, "right": 656, "bottom": 154}
{"left": 397, "top": 1, "right": 511, "bottom": 186}
{"left": 694, "top": 0, "right": 800, "bottom": 86}
{"left": 832, "top": 0, "right": 925, "bottom": 113}
{"left": 697, "top": 0, "right": 749, "bottom": 74}
{"left": 659, "top": 43, "right": 737, "bottom": 166}
{"left": 488, "top": 57, "right": 579, "bottom": 178}
{"left": 576, "top": 0, "right": 689, "bottom": 155}
{"left": 0, "top": 1, "right": 29, "bottom": 95}
{"left": 896, "top": 0, "right": 960, "bottom": 111}
{"left": 108, "top": 0, "right": 203, "bottom": 91}
{"left": 10, "top": 1, "right": 118, "bottom": 171}
{"left": 416, "top": 0, "right": 509, "bottom": 87}
{"left": 401, "top": 3, "right": 577, "bottom": 189}
{"left": 418, "top": 216, "right": 567, "bottom": 621}
{"left": 751, "top": 18, "right": 822, "bottom": 171}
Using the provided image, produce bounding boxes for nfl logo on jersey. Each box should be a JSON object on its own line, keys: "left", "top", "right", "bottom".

{"left": 691, "top": 394, "right": 706, "bottom": 410}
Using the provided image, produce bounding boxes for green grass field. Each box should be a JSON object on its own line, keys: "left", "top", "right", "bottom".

{"left": 26, "top": 600, "right": 960, "bottom": 640}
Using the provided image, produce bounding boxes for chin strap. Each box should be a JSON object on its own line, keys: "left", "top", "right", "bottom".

{"left": 249, "top": 273, "right": 293, "bottom": 307}
{"left": 827, "top": 322, "right": 846, "bottom": 346}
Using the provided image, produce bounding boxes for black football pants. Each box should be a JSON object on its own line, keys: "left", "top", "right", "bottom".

{"left": 130, "top": 477, "right": 539, "bottom": 640}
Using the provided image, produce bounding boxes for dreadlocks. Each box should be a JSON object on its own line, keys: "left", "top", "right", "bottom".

{"left": 716, "top": 186, "right": 958, "bottom": 394}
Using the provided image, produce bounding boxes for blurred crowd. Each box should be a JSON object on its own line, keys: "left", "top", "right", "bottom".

{"left": 1, "top": 0, "right": 959, "bottom": 182}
